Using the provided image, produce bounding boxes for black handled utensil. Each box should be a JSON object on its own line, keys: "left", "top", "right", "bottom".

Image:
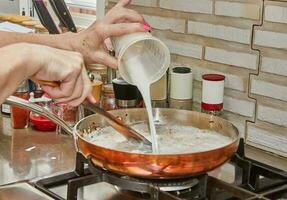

{"left": 32, "top": 0, "right": 60, "bottom": 34}
{"left": 48, "top": 0, "right": 77, "bottom": 33}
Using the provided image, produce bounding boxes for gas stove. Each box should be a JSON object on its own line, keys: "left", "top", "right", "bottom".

{"left": 1, "top": 139, "right": 286, "bottom": 200}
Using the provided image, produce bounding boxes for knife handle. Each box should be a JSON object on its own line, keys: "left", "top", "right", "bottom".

{"left": 32, "top": 0, "right": 60, "bottom": 34}
{"left": 49, "top": 0, "right": 77, "bottom": 33}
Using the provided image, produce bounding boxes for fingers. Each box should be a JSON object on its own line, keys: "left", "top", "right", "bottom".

{"left": 104, "top": 23, "right": 148, "bottom": 39}
{"left": 93, "top": 51, "right": 118, "bottom": 69}
{"left": 64, "top": 68, "right": 92, "bottom": 106}
{"left": 87, "top": 94, "right": 97, "bottom": 104}
{"left": 53, "top": 73, "right": 84, "bottom": 103}
{"left": 45, "top": 68, "right": 92, "bottom": 107}
{"left": 41, "top": 65, "right": 81, "bottom": 99}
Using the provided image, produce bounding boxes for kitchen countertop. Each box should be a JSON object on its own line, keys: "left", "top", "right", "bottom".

{"left": 0, "top": 114, "right": 75, "bottom": 185}
{"left": 0, "top": 113, "right": 287, "bottom": 186}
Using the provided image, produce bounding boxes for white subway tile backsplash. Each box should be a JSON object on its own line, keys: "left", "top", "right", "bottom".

{"left": 160, "top": 0, "right": 213, "bottom": 14}
{"left": 215, "top": 1, "right": 260, "bottom": 20}
{"left": 251, "top": 79, "right": 287, "bottom": 102}
{"left": 162, "top": 38, "right": 203, "bottom": 59}
{"left": 258, "top": 104, "right": 287, "bottom": 127}
{"left": 191, "top": 66, "right": 246, "bottom": 91}
{"left": 188, "top": 21, "right": 251, "bottom": 44}
{"left": 261, "top": 57, "right": 287, "bottom": 76}
{"left": 224, "top": 96, "right": 255, "bottom": 117}
{"left": 143, "top": 15, "right": 185, "bottom": 33}
{"left": 254, "top": 30, "right": 287, "bottom": 50}
{"left": 205, "top": 47, "right": 257, "bottom": 70}
{"left": 247, "top": 124, "right": 287, "bottom": 154}
{"left": 265, "top": 5, "right": 287, "bottom": 24}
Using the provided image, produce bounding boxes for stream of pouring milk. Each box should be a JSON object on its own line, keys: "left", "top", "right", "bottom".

{"left": 122, "top": 43, "right": 159, "bottom": 153}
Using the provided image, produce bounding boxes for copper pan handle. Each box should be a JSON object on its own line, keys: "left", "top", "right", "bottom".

{"left": 5, "top": 96, "right": 73, "bottom": 136}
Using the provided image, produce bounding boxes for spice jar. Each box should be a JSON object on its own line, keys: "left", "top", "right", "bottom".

{"left": 91, "top": 80, "right": 103, "bottom": 102}
{"left": 11, "top": 81, "right": 30, "bottom": 129}
{"left": 201, "top": 74, "right": 225, "bottom": 116}
{"left": 59, "top": 105, "right": 79, "bottom": 127}
{"left": 101, "top": 84, "right": 116, "bottom": 111}
{"left": 169, "top": 67, "right": 193, "bottom": 110}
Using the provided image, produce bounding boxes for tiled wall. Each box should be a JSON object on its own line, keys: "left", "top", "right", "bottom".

{"left": 107, "top": 0, "right": 287, "bottom": 157}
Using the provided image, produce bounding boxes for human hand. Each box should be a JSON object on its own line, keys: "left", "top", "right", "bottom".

{"left": 26, "top": 44, "right": 95, "bottom": 106}
{"left": 71, "top": 0, "right": 151, "bottom": 68}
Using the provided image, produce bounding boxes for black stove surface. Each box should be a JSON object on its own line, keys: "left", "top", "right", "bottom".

{"left": 33, "top": 139, "right": 287, "bottom": 200}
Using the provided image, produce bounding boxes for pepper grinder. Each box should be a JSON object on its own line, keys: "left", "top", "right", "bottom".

{"left": 112, "top": 77, "right": 141, "bottom": 108}
{"left": 101, "top": 50, "right": 117, "bottom": 110}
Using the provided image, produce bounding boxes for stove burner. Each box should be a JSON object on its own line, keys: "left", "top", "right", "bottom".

{"left": 87, "top": 158, "right": 200, "bottom": 192}
{"left": 34, "top": 139, "right": 287, "bottom": 200}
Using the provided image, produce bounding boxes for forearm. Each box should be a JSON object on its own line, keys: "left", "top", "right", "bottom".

{"left": 0, "top": 43, "right": 37, "bottom": 103}
{"left": 0, "top": 31, "right": 75, "bottom": 51}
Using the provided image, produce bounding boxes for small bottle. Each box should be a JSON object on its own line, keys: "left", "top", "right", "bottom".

{"left": 11, "top": 81, "right": 30, "bottom": 129}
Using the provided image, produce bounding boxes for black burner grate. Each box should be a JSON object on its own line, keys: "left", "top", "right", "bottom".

{"left": 34, "top": 139, "right": 287, "bottom": 200}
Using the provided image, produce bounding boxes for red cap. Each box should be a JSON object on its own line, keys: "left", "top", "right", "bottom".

{"left": 202, "top": 74, "right": 225, "bottom": 81}
{"left": 201, "top": 103, "right": 223, "bottom": 111}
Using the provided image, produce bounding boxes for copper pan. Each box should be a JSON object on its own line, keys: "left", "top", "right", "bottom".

{"left": 6, "top": 96, "right": 239, "bottom": 179}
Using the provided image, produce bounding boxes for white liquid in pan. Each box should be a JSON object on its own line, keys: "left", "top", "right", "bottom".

{"left": 85, "top": 123, "right": 233, "bottom": 154}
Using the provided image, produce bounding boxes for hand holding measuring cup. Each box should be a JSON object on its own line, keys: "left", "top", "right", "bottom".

{"left": 72, "top": 0, "right": 151, "bottom": 68}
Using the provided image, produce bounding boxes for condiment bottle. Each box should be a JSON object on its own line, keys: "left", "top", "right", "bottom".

{"left": 11, "top": 81, "right": 30, "bottom": 129}
{"left": 169, "top": 67, "right": 193, "bottom": 110}
{"left": 201, "top": 74, "right": 225, "bottom": 116}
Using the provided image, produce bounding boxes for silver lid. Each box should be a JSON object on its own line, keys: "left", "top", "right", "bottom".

{"left": 115, "top": 99, "right": 137, "bottom": 108}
